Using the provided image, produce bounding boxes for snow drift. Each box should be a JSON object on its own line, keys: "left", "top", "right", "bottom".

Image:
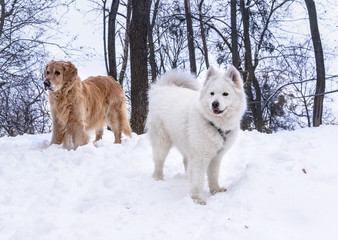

{"left": 1, "top": 126, "right": 338, "bottom": 239}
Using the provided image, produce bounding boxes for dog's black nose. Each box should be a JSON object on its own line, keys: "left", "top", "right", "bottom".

{"left": 212, "top": 101, "right": 219, "bottom": 109}
{"left": 44, "top": 80, "right": 51, "bottom": 90}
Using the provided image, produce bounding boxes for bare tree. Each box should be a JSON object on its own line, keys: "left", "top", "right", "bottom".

{"left": 231, "top": 0, "right": 240, "bottom": 69}
{"left": 239, "top": 0, "right": 292, "bottom": 132}
{"left": 129, "top": 0, "right": 151, "bottom": 134}
{"left": 95, "top": 0, "right": 334, "bottom": 133}
{"left": 304, "top": 0, "right": 325, "bottom": 127}
{"left": 184, "top": 0, "right": 197, "bottom": 73}
{"left": 107, "top": 0, "right": 120, "bottom": 79}
{"left": 148, "top": 0, "right": 161, "bottom": 83}
{"left": 99, "top": 0, "right": 132, "bottom": 85}
{"left": 0, "top": 0, "right": 74, "bottom": 137}
{"left": 198, "top": 0, "right": 209, "bottom": 69}
{"left": 240, "top": 0, "right": 263, "bottom": 131}
{"left": 118, "top": 0, "right": 132, "bottom": 86}
{"left": 102, "top": 0, "right": 109, "bottom": 74}
{"left": 152, "top": 1, "right": 186, "bottom": 71}
{"left": 102, "top": 0, "right": 120, "bottom": 79}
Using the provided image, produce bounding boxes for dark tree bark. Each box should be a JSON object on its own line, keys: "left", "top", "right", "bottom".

{"left": 148, "top": 0, "right": 160, "bottom": 83}
{"left": 102, "top": 0, "right": 109, "bottom": 74}
{"left": 198, "top": 0, "right": 209, "bottom": 69}
{"left": 130, "top": 0, "right": 151, "bottom": 134}
{"left": 239, "top": 0, "right": 288, "bottom": 132}
{"left": 231, "top": 0, "right": 240, "bottom": 69}
{"left": 118, "top": 0, "right": 131, "bottom": 86}
{"left": 107, "top": 0, "right": 119, "bottom": 79}
{"left": 240, "top": 0, "right": 263, "bottom": 132}
{"left": 184, "top": 0, "right": 197, "bottom": 73}
{"left": 0, "top": 0, "right": 6, "bottom": 37}
{"left": 304, "top": 0, "right": 325, "bottom": 127}
{"left": 0, "top": 0, "right": 17, "bottom": 37}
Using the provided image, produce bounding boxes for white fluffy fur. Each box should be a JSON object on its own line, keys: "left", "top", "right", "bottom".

{"left": 146, "top": 66, "right": 247, "bottom": 205}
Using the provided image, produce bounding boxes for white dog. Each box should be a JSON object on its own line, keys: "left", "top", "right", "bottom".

{"left": 146, "top": 66, "right": 247, "bottom": 204}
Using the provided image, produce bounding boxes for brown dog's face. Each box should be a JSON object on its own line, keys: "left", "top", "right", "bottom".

{"left": 44, "top": 61, "right": 77, "bottom": 92}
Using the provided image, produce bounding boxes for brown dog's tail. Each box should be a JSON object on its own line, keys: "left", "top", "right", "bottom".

{"left": 120, "top": 102, "right": 133, "bottom": 138}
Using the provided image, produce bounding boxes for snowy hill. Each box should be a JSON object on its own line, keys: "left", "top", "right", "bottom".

{"left": 1, "top": 126, "right": 338, "bottom": 240}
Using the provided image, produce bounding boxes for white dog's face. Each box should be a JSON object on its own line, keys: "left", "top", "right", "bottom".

{"left": 200, "top": 66, "right": 245, "bottom": 117}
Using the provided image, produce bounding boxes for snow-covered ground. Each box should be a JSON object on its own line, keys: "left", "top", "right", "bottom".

{"left": 1, "top": 125, "right": 338, "bottom": 240}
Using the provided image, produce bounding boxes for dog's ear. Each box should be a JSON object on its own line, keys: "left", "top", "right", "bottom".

{"left": 45, "top": 61, "right": 54, "bottom": 71}
{"left": 226, "top": 65, "right": 243, "bottom": 89}
{"left": 204, "top": 66, "right": 217, "bottom": 85}
{"left": 60, "top": 61, "right": 78, "bottom": 93}
{"left": 62, "top": 61, "right": 78, "bottom": 80}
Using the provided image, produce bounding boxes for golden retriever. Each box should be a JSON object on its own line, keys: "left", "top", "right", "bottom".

{"left": 44, "top": 60, "right": 132, "bottom": 150}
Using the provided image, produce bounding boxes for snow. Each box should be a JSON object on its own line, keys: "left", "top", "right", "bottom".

{"left": 1, "top": 125, "right": 338, "bottom": 240}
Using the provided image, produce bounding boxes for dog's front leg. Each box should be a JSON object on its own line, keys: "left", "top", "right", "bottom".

{"left": 68, "top": 123, "right": 90, "bottom": 150}
{"left": 50, "top": 117, "right": 64, "bottom": 145}
{"left": 188, "top": 157, "right": 209, "bottom": 205}
{"left": 51, "top": 131, "right": 65, "bottom": 145}
{"left": 207, "top": 154, "right": 227, "bottom": 195}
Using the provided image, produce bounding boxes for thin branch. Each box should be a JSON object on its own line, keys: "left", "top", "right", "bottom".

{"left": 249, "top": 75, "right": 338, "bottom": 107}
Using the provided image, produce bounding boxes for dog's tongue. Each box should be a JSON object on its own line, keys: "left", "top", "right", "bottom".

{"left": 213, "top": 109, "right": 220, "bottom": 114}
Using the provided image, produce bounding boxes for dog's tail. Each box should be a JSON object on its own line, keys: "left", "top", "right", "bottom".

{"left": 154, "top": 70, "right": 199, "bottom": 90}
{"left": 120, "top": 103, "right": 133, "bottom": 138}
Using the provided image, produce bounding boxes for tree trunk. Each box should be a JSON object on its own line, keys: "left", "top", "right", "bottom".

{"left": 184, "top": 0, "right": 197, "bottom": 73}
{"left": 130, "top": 0, "right": 151, "bottom": 134}
{"left": 107, "top": 0, "right": 120, "bottom": 79}
{"left": 240, "top": 0, "right": 263, "bottom": 132}
{"left": 102, "top": 0, "right": 109, "bottom": 75}
{"left": 148, "top": 0, "right": 160, "bottom": 83}
{"left": 198, "top": 0, "right": 209, "bottom": 69}
{"left": 0, "top": 0, "right": 6, "bottom": 37}
{"left": 118, "top": 0, "right": 131, "bottom": 86}
{"left": 0, "top": 0, "right": 17, "bottom": 37}
{"left": 231, "top": 0, "right": 240, "bottom": 69}
{"left": 304, "top": 0, "right": 325, "bottom": 127}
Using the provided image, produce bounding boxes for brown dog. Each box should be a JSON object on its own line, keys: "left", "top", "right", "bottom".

{"left": 44, "top": 60, "right": 132, "bottom": 150}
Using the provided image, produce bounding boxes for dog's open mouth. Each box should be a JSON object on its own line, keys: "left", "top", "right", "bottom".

{"left": 212, "top": 109, "right": 224, "bottom": 115}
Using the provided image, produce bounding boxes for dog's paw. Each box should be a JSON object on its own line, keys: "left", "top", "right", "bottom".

{"left": 210, "top": 187, "right": 227, "bottom": 195}
{"left": 152, "top": 172, "right": 164, "bottom": 181}
{"left": 192, "top": 196, "right": 207, "bottom": 205}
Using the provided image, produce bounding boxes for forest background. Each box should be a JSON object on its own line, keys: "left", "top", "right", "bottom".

{"left": 0, "top": 0, "right": 337, "bottom": 137}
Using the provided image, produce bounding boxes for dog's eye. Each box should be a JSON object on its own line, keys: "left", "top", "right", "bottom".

{"left": 46, "top": 71, "right": 50, "bottom": 75}
{"left": 55, "top": 70, "right": 60, "bottom": 76}
{"left": 210, "top": 92, "right": 214, "bottom": 96}
{"left": 223, "top": 92, "right": 229, "bottom": 96}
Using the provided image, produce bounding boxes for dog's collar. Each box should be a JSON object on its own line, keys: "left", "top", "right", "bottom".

{"left": 209, "top": 121, "right": 231, "bottom": 142}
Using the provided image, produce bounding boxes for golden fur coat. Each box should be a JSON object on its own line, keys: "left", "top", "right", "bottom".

{"left": 44, "top": 61, "right": 132, "bottom": 150}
